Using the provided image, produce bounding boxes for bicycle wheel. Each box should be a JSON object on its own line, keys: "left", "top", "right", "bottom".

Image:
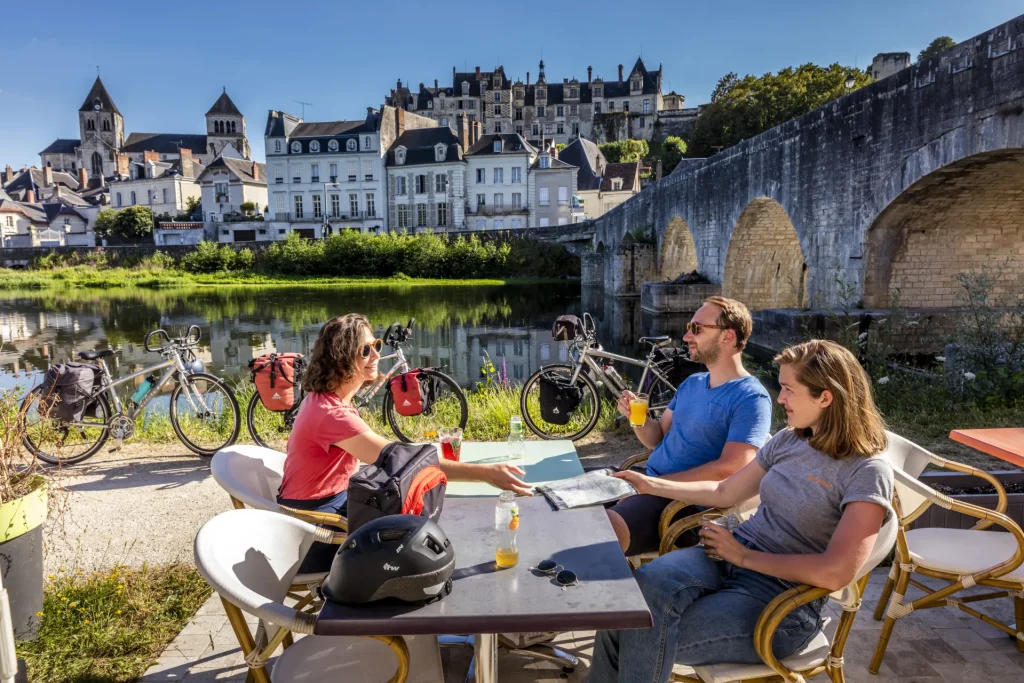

{"left": 384, "top": 369, "right": 468, "bottom": 444}
{"left": 169, "top": 372, "right": 241, "bottom": 457}
{"left": 521, "top": 364, "right": 601, "bottom": 441}
{"left": 246, "top": 392, "right": 297, "bottom": 450}
{"left": 642, "top": 368, "right": 678, "bottom": 418}
{"left": 21, "top": 387, "right": 110, "bottom": 465}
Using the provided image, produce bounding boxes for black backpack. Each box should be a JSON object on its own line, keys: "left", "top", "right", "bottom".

{"left": 38, "top": 362, "right": 101, "bottom": 424}
{"left": 538, "top": 374, "right": 583, "bottom": 425}
{"left": 346, "top": 443, "right": 448, "bottom": 534}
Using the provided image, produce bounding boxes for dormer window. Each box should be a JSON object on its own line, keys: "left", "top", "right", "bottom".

{"left": 631, "top": 77, "right": 641, "bottom": 92}
{"left": 395, "top": 147, "right": 406, "bottom": 165}
{"left": 493, "top": 139, "right": 502, "bottom": 153}
{"left": 347, "top": 139, "right": 357, "bottom": 151}
{"left": 594, "top": 86, "right": 603, "bottom": 98}
{"left": 328, "top": 139, "right": 339, "bottom": 152}
{"left": 537, "top": 88, "right": 546, "bottom": 102}
{"left": 540, "top": 154, "right": 550, "bottom": 169}
{"left": 435, "top": 144, "right": 447, "bottom": 162}
{"left": 611, "top": 178, "right": 623, "bottom": 191}
{"left": 428, "top": 100, "right": 433, "bottom": 109}
{"left": 275, "top": 140, "right": 281, "bottom": 153}
{"left": 291, "top": 141, "right": 301, "bottom": 153}
{"left": 462, "top": 81, "right": 470, "bottom": 96}
{"left": 364, "top": 136, "right": 372, "bottom": 149}
{"left": 310, "top": 141, "right": 320, "bottom": 153}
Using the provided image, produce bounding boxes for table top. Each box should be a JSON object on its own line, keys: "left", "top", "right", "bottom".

{"left": 949, "top": 428, "right": 1024, "bottom": 468}
{"left": 315, "top": 496, "right": 652, "bottom": 636}
{"left": 444, "top": 440, "right": 585, "bottom": 497}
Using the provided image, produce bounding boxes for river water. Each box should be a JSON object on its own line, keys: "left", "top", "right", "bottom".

{"left": 0, "top": 284, "right": 692, "bottom": 393}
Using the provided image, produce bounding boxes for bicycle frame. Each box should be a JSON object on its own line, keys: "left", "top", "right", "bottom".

{"left": 354, "top": 346, "right": 410, "bottom": 406}
{"left": 568, "top": 344, "right": 674, "bottom": 406}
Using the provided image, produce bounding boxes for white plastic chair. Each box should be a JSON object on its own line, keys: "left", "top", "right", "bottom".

{"left": 194, "top": 508, "right": 443, "bottom": 683}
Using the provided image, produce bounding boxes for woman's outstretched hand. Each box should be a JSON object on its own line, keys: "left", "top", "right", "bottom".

{"left": 483, "top": 463, "right": 534, "bottom": 496}
{"left": 612, "top": 469, "right": 656, "bottom": 496}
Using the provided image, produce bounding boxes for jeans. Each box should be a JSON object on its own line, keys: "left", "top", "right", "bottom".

{"left": 589, "top": 541, "right": 823, "bottom": 683}
{"left": 277, "top": 490, "right": 348, "bottom": 575}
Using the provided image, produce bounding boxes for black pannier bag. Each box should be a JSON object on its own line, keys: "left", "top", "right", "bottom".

{"left": 552, "top": 315, "right": 583, "bottom": 341}
{"left": 538, "top": 374, "right": 583, "bottom": 425}
{"left": 38, "top": 362, "right": 100, "bottom": 423}
{"left": 346, "top": 442, "right": 448, "bottom": 534}
{"left": 653, "top": 346, "right": 705, "bottom": 387}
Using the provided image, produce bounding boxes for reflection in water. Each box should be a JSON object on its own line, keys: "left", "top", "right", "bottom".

{"left": 0, "top": 285, "right": 696, "bottom": 393}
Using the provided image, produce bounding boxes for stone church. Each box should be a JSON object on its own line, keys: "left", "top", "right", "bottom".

{"left": 39, "top": 77, "right": 251, "bottom": 183}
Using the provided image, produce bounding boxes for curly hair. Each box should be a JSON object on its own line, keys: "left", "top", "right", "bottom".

{"left": 302, "top": 314, "right": 373, "bottom": 394}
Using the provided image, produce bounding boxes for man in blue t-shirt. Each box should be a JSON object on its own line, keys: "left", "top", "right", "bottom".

{"left": 610, "top": 296, "right": 772, "bottom": 554}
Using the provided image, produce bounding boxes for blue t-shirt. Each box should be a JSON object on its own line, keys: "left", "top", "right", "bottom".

{"left": 645, "top": 372, "right": 772, "bottom": 477}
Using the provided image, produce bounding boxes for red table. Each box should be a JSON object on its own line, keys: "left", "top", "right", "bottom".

{"left": 949, "top": 428, "right": 1024, "bottom": 468}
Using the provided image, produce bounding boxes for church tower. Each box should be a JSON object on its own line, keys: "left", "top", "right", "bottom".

{"left": 205, "top": 89, "right": 250, "bottom": 159}
{"left": 78, "top": 77, "right": 125, "bottom": 180}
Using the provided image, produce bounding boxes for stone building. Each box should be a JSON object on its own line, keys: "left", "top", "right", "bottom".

{"left": 871, "top": 53, "right": 911, "bottom": 81}
{"left": 386, "top": 127, "right": 466, "bottom": 231}
{"left": 528, "top": 144, "right": 581, "bottom": 227}
{"left": 464, "top": 127, "right": 535, "bottom": 231}
{"left": 108, "top": 150, "right": 204, "bottom": 217}
{"left": 196, "top": 156, "right": 268, "bottom": 224}
{"left": 0, "top": 188, "right": 96, "bottom": 248}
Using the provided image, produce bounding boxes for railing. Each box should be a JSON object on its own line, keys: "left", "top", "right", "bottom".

{"left": 348, "top": 175, "right": 357, "bottom": 181}
{"left": 364, "top": 175, "right": 374, "bottom": 181}
{"left": 471, "top": 205, "right": 526, "bottom": 216}
{"left": 311, "top": 176, "right": 320, "bottom": 183}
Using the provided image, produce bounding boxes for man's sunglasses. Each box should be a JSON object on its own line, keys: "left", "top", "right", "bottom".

{"left": 686, "top": 321, "right": 728, "bottom": 336}
{"left": 360, "top": 339, "right": 384, "bottom": 358}
{"left": 533, "top": 560, "right": 580, "bottom": 590}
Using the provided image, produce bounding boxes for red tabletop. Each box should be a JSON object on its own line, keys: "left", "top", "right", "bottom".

{"left": 949, "top": 428, "right": 1024, "bottom": 468}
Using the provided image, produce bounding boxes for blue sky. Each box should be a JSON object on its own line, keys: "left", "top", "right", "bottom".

{"left": 0, "top": 0, "right": 1019, "bottom": 169}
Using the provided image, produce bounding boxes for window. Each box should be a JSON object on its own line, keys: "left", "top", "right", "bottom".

{"left": 493, "top": 92, "right": 501, "bottom": 103}
{"left": 291, "top": 141, "right": 301, "bottom": 153}
{"left": 608, "top": 101, "right": 615, "bottom": 111}
{"left": 511, "top": 167, "right": 521, "bottom": 184}
{"left": 558, "top": 217, "right": 569, "bottom": 226}
{"left": 623, "top": 101, "right": 630, "bottom": 113}
{"left": 494, "top": 219, "right": 504, "bottom": 229}
{"left": 537, "top": 88, "right": 546, "bottom": 102}
{"left": 493, "top": 140, "right": 502, "bottom": 153}
{"left": 397, "top": 204, "right": 410, "bottom": 228}
{"left": 437, "top": 202, "right": 447, "bottom": 226}
{"left": 467, "top": 100, "right": 476, "bottom": 110}
{"left": 115, "top": 192, "right": 122, "bottom": 207}
{"left": 274, "top": 165, "right": 284, "bottom": 184}
{"left": 639, "top": 117, "right": 645, "bottom": 129}
{"left": 539, "top": 217, "right": 550, "bottom": 227}
{"left": 493, "top": 168, "right": 503, "bottom": 184}
{"left": 279, "top": 228, "right": 287, "bottom": 235}
{"left": 363, "top": 136, "right": 370, "bottom": 150}
{"left": 428, "top": 100, "right": 433, "bottom": 109}
{"left": 516, "top": 125, "right": 523, "bottom": 136}
{"left": 532, "top": 123, "right": 539, "bottom": 136}
{"left": 394, "top": 176, "right": 407, "bottom": 195}
{"left": 330, "top": 194, "right": 340, "bottom": 216}
{"left": 572, "top": 122, "right": 580, "bottom": 135}
{"left": 511, "top": 218, "right": 522, "bottom": 228}
{"left": 557, "top": 123, "right": 564, "bottom": 134}
{"left": 544, "top": 123, "right": 553, "bottom": 135}
{"left": 293, "top": 195, "right": 303, "bottom": 218}
{"left": 366, "top": 193, "right": 376, "bottom": 217}
{"left": 162, "top": 188, "right": 169, "bottom": 204}
{"left": 275, "top": 194, "right": 287, "bottom": 214}
{"left": 435, "top": 144, "right": 446, "bottom": 162}
{"left": 514, "top": 107, "right": 523, "bottom": 120}
{"left": 556, "top": 106, "right": 564, "bottom": 117}
{"left": 594, "top": 86, "right": 603, "bottom": 98}
{"left": 328, "top": 139, "right": 339, "bottom": 152}
{"left": 349, "top": 193, "right": 359, "bottom": 216}
{"left": 329, "top": 163, "right": 338, "bottom": 181}
{"left": 512, "top": 192, "right": 521, "bottom": 209}
{"left": 348, "top": 162, "right": 357, "bottom": 181}
{"left": 416, "top": 203, "right": 427, "bottom": 226}
{"left": 476, "top": 219, "right": 486, "bottom": 230}
{"left": 435, "top": 173, "right": 447, "bottom": 193}
{"left": 643, "top": 99, "right": 651, "bottom": 115}
{"left": 87, "top": 119, "right": 95, "bottom": 131}
{"left": 536, "top": 106, "right": 545, "bottom": 117}
{"left": 476, "top": 193, "right": 485, "bottom": 207}
{"left": 363, "top": 161, "right": 373, "bottom": 181}
{"left": 558, "top": 187, "right": 569, "bottom": 204}
{"left": 493, "top": 193, "right": 503, "bottom": 208}
{"left": 310, "top": 141, "right": 320, "bottom": 153}
{"left": 539, "top": 187, "right": 549, "bottom": 205}
{"left": 312, "top": 194, "right": 322, "bottom": 218}
{"left": 346, "top": 139, "right": 357, "bottom": 151}
{"left": 462, "top": 82, "right": 469, "bottom": 96}
{"left": 440, "top": 117, "right": 448, "bottom": 127}
{"left": 570, "top": 104, "right": 578, "bottom": 116}
{"left": 293, "top": 168, "right": 302, "bottom": 183}
{"left": 570, "top": 87, "right": 578, "bottom": 98}
{"left": 476, "top": 168, "right": 485, "bottom": 183}
{"left": 130, "top": 191, "right": 136, "bottom": 205}
{"left": 275, "top": 140, "right": 281, "bottom": 153}
{"left": 415, "top": 175, "right": 426, "bottom": 194}
{"left": 4, "top": 216, "right": 12, "bottom": 228}
{"left": 311, "top": 163, "right": 319, "bottom": 182}
{"left": 540, "top": 155, "right": 550, "bottom": 169}
{"left": 594, "top": 102, "right": 602, "bottom": 114}
{"left": 632, "top": 78, "right": 641, "bottom": 92}
{"left": 611, "top": 178, "right": 624, "bottom": 191}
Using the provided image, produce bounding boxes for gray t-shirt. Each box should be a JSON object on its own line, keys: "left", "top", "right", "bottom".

{"left": 734, "top": 428, "right": 895, "bottom": 557}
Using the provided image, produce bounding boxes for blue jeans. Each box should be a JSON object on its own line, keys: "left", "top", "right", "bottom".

{"left": 277, "top": 490, "right": 348, "bottom": 574}
{"left": 589, "top": 542, "right": 823, "bottom": 683}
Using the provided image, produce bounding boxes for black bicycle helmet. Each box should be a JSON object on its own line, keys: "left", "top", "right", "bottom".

{"left": 322, "top": 515, "right": 455, "bottom": 605}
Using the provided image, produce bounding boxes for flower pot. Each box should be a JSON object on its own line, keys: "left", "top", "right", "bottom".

{"left": 0, "top": 475, "right": 46, "bottom": 640}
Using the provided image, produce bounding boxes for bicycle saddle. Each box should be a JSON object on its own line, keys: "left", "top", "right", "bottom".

{"left": 638, "top": 335, "right": 672, "bottom": 347}
{"left": 78, "top": 349, "right": 115, "bottom": 360}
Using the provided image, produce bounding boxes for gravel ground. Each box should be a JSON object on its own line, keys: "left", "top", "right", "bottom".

{"left": 41, "top": 432, "right": 642, "bottom": 574}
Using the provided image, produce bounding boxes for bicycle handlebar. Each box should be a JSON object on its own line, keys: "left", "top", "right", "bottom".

{"left": 144, "top": 329, "right": 171, "bottom": 352}
{"left": 144, "top": 326, "right": 201, "bottom": 353}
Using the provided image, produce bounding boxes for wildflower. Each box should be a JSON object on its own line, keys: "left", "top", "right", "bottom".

{"left": 76, "top": 569, "right": 83, "bottom": 575}
{"left": 84, "top": 619, "right": 90, "bottom": 625}
{"left": 48, "top": 575, "right": 56, "bottom": 581}
{"left": 35, "top": 611, "right": 44, "bottom": 617}
{"left": 116, "top": 610, "right": 122, "bottom": 615}
{"left": 59, "top": 568, "right": 65, "bottom": 573}
{"left": 61, "top": 596, "right": 68, "bottom": 602}
{"left": 69, "top": 602, "right": 78, "bottom": 608}
{"left": 877, "top": 376, "right": 890, "bottom": 385}
{"left": 963, "top": 371, "right": 976, "bottom": 381}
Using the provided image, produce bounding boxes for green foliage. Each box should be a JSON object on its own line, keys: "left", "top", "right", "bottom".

{"left": 239, "top": 201, "right": 257, "bottom": 216}
{"left": 555, "top": 143, "right": 567, "bottom": 152}
{"left": 93, "top": 209, "right": 118, "bottom": 239}
{"left": 180, "top": 241, "right": 250, "bottom": 273}
{"left": 184, "top": 196, "right": 201, "bottom": 216}
{"left": 647, "top": 136, "right": 687, "bottom": 175}
{"left": 599, "top": 139, "right": 649, "bottom": 163}
{"left": 105, "top": 206, "right": 155, "bottom": 240}
{"left": 918, "top": 36, "right": 957, "bottom": 62}
{"left": 686, "top": 64, "right": 873, "bottom": 158}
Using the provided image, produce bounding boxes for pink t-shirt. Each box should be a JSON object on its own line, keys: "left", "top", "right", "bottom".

{"left": 279, "top": 392, "right": 370, "bottom": 500}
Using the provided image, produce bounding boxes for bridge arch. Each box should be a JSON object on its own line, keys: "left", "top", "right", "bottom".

{"left": 658, "top": 216, "right": 698, "bottom": 280}
{"left": 863, "top": 149, "right": 1024, "bottom": 308}
{"left": 723, "top": 197, "right": 808, "bottom": 310}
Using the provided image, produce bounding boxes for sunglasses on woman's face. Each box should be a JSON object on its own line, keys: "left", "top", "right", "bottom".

{"left": 360, "top": 339, "right": 384, "bottom": 359}
{"left": 533, "top": 560, "right": 580, "bottom": 590}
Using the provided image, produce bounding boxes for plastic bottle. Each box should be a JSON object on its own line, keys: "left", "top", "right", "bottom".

{"left": 132, "top": 374, "right": 157, "bottom": 404}
{"left": 507, "top": 415, "right": 525, "bottom": 464}
{"left": 495, "top": 491, "right": 519, "bottom": 567}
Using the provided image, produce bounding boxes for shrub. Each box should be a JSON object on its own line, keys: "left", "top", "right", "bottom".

{"left": 180, "top": 241, "right": 245, "bottom": 273}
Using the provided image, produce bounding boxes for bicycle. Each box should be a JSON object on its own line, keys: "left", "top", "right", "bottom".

{"left": 246, "top": 318, "right": 469, "bottom": 447}
{"left": 21, "top": 326, "right": 241, "bottom": 465}
{"left": 520, "top": 312, "right": 688, "bottom": 441}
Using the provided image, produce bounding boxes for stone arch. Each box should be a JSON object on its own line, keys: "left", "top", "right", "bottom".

{"left": 723, "top": 197, "right": 808, "bottom": 309}
{"left": 596, "top": 240, "right": 605, "bottom": 253}
{"left": 863, "top": 149, "right": 1024, "bottom": 308}
{"left": 658, "top": 216, "right": 698, "bottom": 280}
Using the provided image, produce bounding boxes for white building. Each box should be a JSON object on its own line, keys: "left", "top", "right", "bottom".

{"left": 528, "top": 144, "right": 581, "bottom": 227}
{"left": 386, "top": 127, "right": 466, "bottom": 231}
{"left": 109, "top": 150, "right": 203, "bottom": 218}
{"left": 558, "top": 137, "right": 640, "bottom": 220}
{"left": 197, "top": 155, "right": 268, "bottom": 223}
{"left": 463, "top": 127, "right": 535, "bottom": 231}
{"left": 0, "top": 190, "right": 96, "bottom": 247}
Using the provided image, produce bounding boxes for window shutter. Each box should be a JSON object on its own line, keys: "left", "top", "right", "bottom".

{"left": 427, "top": 171, "right": 435, "bottom": 198}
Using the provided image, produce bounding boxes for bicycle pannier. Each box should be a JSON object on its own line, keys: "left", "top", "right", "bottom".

{"left": 346, "top": 442, "right": 448, "bottom": 534}
{"left": 538, "top": 374, "right": 583, "bottom": 425}
{"left": 653, "top": 346, "right": 704, "bottom": 388}
{"left": 249, "top": 353, "right": 305, "bottom": 411}
{"left": 389, "top": 370, "right": 431, "bottom": 417}
{"left": 552, "top": 315, "right": 583, "bottom": 341}
{"left": 38, "top": 362, "right": 99, "bottom": 424}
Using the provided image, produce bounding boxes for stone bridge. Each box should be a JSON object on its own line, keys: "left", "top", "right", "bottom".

{"left": 587, "top": 14, "right": 1024, "bottom": 311}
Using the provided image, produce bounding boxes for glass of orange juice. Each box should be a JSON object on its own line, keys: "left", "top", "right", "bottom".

{"left": 628, "top": 393, "right": 649, "bottom": 427}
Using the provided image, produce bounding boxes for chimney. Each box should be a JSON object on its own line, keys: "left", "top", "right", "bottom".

{"left": 587, "top": 66, "right": 592, "bottom": 84}
{"left": 251, "top": 160, "right": 259, "bottom": 182}
{"left": 78, "top": 167, "right": 88, "bottom": 189}
{"left": 144, "top": 150, "right": 159, "bottom": 164}
{"left": 453, "top": 65, "right": 457, "bottom": 81}
{"left": 395, "top": 107, "right": 407, "bottom": 137}
{"left": 3, "top": 165, "right": 12, "bottom": 184}
{"left": 179, "top": 149, "right": 194, "bottom": 179}
{"left": 54, "top": 184, "right": 62, "bottom": 200}
{"left": 526, "top": 72, "right": 530, "bottom": 87}
{"left": 475, "top": 66, "right": 481, "bottom": 79}
{"left": 434, "top": 79, "right": 438, "bottom": 90}
{"left": 25, "top": 189, "right": 35, "bottom": 204}
{"left": 116, "top": 153, "right": 130, "bottom": 177}
{"left": 563, "top": 78, "right": 569, "bottom": 84}
{"left": 397, "top": 78, "right": 402, "bottom": 89}
{"left": 471, "top": 120, "right": 482, "bottom": 147}
{"left": 43, "top": 166, "right": 54, "bottom": 187}
{"left": 456, "top": 113, "right": 469, "bottom": 152}
{"left": 552, "top": 142, "right": 559, "bottom": 160}
{"left": 618, "top": 64, "right": 624, "bottom": 83}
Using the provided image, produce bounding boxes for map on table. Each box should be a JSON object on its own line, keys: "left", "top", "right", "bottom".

{"left": 535, "top": 468, "right": 638, "bottom": 509}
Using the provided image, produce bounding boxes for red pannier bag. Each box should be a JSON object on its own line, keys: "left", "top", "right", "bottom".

{"left": 389, "top": 370, "right": 430, "bottom": 417}
{"left": 249, "top": 352, "right": 304, "bottom": 411}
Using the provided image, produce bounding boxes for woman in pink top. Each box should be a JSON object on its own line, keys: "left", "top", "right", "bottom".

{"left": 279, "top": 313, "right": 531, "bottom": 571}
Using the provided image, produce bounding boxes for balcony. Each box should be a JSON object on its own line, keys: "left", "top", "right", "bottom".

{"left": 275, "top": 178, "right": 283, "bottom": 184}
{"left": 364, "top": 175, "right": 374, "bottom": 181}
{"left": 471, "top": 205, "right": 526, "bottom": 216}
{"left": 311, "top": 176, "right": 320, "bottom": 183}
{"left": 348, "top": 175, "right": 357, "bottom": 182}
{"left": 329, "top": 176, "right": 337, "bottom": 182}
{"left": 292, "top": 177, "right": 302, "bottom": 184}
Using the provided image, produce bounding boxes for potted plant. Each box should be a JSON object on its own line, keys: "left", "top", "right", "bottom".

{"left": 0, "top": 390, "right": 46, "bottom": 641}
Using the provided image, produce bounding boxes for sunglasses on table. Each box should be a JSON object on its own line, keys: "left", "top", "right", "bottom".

{"left": 360, "top": 339, "right": 384, "bottom": 358}
{"left": 533, "top": 560, "right": 580, "bottom": 590}
{"left": 685, "top": 321, "right": 728, "bottom": 336}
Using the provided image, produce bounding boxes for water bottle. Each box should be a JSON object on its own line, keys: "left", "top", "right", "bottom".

{"left": 495, "top": 491, "right": 520, "bottom": 568}
{"left": 132, "top": 374, "right": 157, "bottom": 404}
{"left": 507, "top": 415, "right": 525, "bottom": 464}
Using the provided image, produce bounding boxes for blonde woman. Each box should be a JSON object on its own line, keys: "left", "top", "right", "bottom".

{"left": 589, "top": 340, "right": 895, "bottom": 683}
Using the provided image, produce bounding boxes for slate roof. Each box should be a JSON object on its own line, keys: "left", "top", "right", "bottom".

{"left": 289, "top": 120, "right": 367, "bottom": 137}
{"left": 2, "top": 168, "right": 80, "bottom": 194}
{"left": 78, "top": 77, "right": 120, "bottom": 114}
{"left": 198, "top": 156, "right": 267, "bottom": 183}
{"left": 385, "top": 127, "right": 463, "bottom": 167}
{"left": 206, "top": 90, "right": 243, "bottom": 117}
{"left": 121, "top": 133, "right": 209, "bottom": 155}
{"left": 594, "top": 58, "right": 661, "bottom": 99}
{"left": 530, "top": 155, "right": 576, "bottom": 170}
{"left": 39, "top": 139, "right": 81, "bottom": 155}
{"left": 600, "top": 162, "right": 640, "bottom": 192}
{"left": 452, "top": 70, "right": 495, "bottom": 97}
{"left": 0, "top": 197, "right": 47, "bottom": 223}
{"left": 558, "top": 137, "right": 605, "bottom": 190}
{"left": 465, "top": 134, "right": 536, "bottom": 156}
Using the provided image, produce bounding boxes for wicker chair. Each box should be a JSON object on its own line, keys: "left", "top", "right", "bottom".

{"left": 869, "top": 434, "right": 1024, "bottom": 672}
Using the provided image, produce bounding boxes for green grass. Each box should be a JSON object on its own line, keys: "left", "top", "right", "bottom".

{"left": 17, "top": 564, "right": 211, "bottom": 683}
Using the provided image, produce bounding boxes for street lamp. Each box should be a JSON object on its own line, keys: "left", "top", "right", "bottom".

{"left": 844, "top": 73, "right": 857, "bottom": 91}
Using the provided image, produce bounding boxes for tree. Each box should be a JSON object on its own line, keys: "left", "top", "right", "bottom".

{"left": 114, "top": 206, "right": 154, "bottom": 240}
{"left": 185, "top": 196, "right": 202, "bottom": 216}
{"left": 685, "top": 63, "right": 872, "bottom": 158}
{"left": 93, "top": 209, "right": 118, "bottom": 238}
{"left": 240, "top": 201, "right": 257, "bottom": 216}
{"left": 600, "top": 139, "right": 649, "bottom": 163}
{"left": 918, "top": 36, "right": 956, "bottom": 62}
{"left": 659, "top": 136, "right": 687, "bottom": 175}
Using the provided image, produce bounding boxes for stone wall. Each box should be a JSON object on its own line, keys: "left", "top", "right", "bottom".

{"left": 641, "top": 282, "right": 721, "bottom": 314}
{"left": 608, "top": 243, "right": 657, "bottom": 297}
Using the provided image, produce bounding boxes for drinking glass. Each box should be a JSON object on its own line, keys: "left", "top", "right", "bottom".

{"left": 628, "top": 393, "right": 649, "bottom": 427}
{"left": 440, "top": 427, "right": 463, "bottom": 461}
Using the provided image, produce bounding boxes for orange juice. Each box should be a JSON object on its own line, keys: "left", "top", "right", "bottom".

{"left": 495, "top": 547, "right": 520, "bottom": 567}
{"left": 628, "top": 396, "right": 649, "bottom": 426}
